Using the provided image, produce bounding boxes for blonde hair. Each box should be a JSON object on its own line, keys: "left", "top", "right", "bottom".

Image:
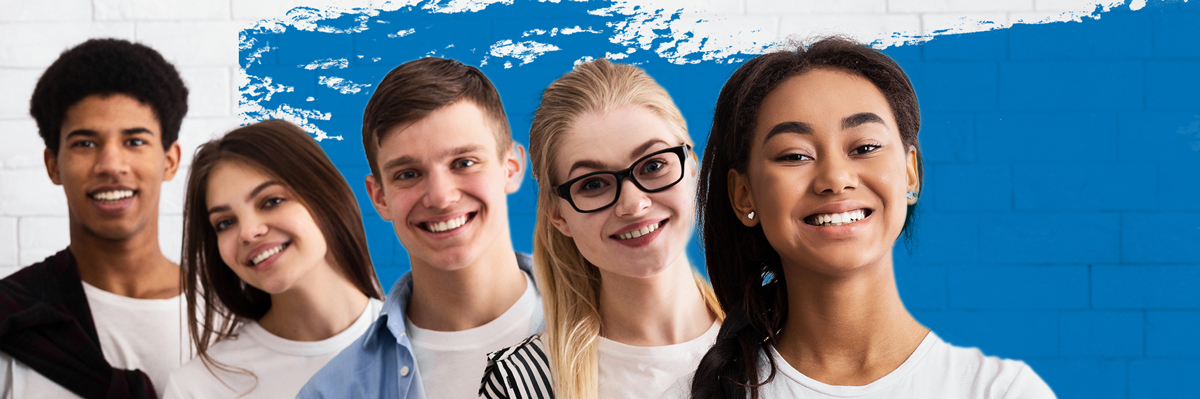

{"left": 529, "top": 58, "right": 724, "bottom": 399}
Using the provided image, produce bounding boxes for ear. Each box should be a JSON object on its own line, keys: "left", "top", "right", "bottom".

{"left": 44, "top": 148, "right": 62, "bottom": 185}
{"left": 727, "top": 169, "right": 758, "bottom": 227}
{"left": 906, "top": 145, "right": 920, "bottom": 205}
{"left": 546, "top": 200, "right": 573, "bottom": 237}
{"left": 688, "top": 148, "right": 699, "bottom": 178}
{"left": 503, "top": 143, "right": 526, "bottom": 194}
{"left": 162, "top": 141, "right": 182, "bottom": 181}
{"left": 365, "top": 174, "right": 392, "bottom": 221}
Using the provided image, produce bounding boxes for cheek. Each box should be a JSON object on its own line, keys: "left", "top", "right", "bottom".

{"left": 216, "top": 232, "right": 240, "bottom": 268}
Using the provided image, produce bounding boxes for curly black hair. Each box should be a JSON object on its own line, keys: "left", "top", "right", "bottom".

{"left": 30, "top": 38, "right": 188, "bottom": 154}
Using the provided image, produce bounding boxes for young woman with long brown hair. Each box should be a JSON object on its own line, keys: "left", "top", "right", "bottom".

{"left": 163, "top": 120, "right": 384, "bottom": 398}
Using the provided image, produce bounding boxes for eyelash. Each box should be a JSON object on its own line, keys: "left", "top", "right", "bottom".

{"left": 851, "top": 143, "right": 882, "bottom": 155}
{"left": 212, "top": 197, "right": 284, "bottom": 232}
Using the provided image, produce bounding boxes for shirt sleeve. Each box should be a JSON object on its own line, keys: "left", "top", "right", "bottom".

{"left": 1002, "top": 364, "right": 1057, "bottom": 399}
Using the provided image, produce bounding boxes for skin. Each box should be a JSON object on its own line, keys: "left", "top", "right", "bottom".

{"left": 548, "top": 106, "right": 715, "bottom": 346}
{"left": 43, "top": 94, "right": 181, "bottom": 299}
{"left": 728, "top": 68, "right": 927, "bottom": 385}
{"left": 365, "top": 100, "right": 528, "bottom": 331}
{"left": 206, "top": 161, "right": 368, "bottom": 341}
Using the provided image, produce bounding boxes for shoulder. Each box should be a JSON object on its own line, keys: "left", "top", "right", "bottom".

{"left": 480, "top": 335, "right": 553, "bottom": 399}
{"left": 931, "top": 338, "right": 1056, "bottom": 399}
{"left": 297, "top": 316, "right": 395, "bottom": 398}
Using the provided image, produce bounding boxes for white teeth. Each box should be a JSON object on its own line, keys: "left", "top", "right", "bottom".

{"left": 251, "top": 244, "right": 285, "bottom": 265}
{"left": 617, "top": 222, "right": 660, "bottom": 240}
{"left": 810, "top": 209, "right": 867, "bottom": 227}
{"left": 426, "top": 215, "right": 469, "bottom": 233}
{"left": 91, "top": 190, "right": 134, "bottom": 202}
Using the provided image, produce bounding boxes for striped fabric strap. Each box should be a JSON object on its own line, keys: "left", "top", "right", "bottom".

{"left": 480, "top": 335, "right": 555, "bottom": 399}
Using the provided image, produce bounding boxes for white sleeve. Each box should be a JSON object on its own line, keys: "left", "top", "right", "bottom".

{"left": 0, "top": 352, "right": 13, "bottom": 399}
{"left": 1002, "top": 364, "right": 1057, "bottom": 399}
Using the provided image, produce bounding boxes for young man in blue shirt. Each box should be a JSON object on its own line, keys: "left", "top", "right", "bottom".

{"left": 298, "top": 57, "right": 541, "bottom": 399}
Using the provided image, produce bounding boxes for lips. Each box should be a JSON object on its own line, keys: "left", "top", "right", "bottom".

{"left": 804, "top": 208, "right": 872, "bottom": 227}
{"left": 248, "top": 242, "right": 290, "bottom": 266}
{"left": 88, "top": 187, "right": 137, "bottom": 202}
{"left": 418, "top": 212, "right": 476, "bottom": 234}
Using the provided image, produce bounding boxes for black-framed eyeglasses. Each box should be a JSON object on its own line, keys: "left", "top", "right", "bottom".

{"left": 554, "top": 144, "right": 691, "bottom": 213}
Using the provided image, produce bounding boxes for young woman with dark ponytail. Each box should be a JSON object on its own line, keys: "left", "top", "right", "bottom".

{"left": 670, "top": 37, "right": 1055, "bottom": 399}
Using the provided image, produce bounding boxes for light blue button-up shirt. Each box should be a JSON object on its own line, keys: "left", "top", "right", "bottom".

{"left": 296, "top": 252, "right": 541, "bottom": 399}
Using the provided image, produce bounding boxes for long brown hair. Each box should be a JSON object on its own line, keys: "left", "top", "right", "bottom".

{"left": 691, "top": 37, "right": 923, "bottom": 399}
{"left": 181, "top": 119, "right": 384, "bottom": 379}
{"left": 529, "top": 58, "right": 724, "bottom": 399}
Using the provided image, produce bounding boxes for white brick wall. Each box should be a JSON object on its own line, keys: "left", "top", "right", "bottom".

{"left": 0, "top": 0, "right": 1104, "bottom": 270}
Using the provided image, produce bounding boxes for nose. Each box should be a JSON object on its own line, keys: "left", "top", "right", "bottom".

{"left": 812, "top": 154, "right": 857, "bottom": 195}
{"left": 612, "top": 177, "right": 651, "bottom": 217}
{"left": 238, "top": 213, "right": 269, "bottom": 244}
{"left": 93, "top": 141, "right": 131, "bottom": 177}
{"left": 422, "top": 170, "right": 462, "bottom": 209}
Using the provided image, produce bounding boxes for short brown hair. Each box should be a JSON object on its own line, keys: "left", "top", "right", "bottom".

{"left": 362, "top": 57, "right": 512, "bottom": 178}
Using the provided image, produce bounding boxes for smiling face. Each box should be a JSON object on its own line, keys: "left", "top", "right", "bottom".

{"left": 365, "top": 101, "right": 524, "bottom": 271}
{"left": 732, "top": 68, "right": 919, "bottom": 277}
{"left": 45, "top": 94, "right": 181, "bottom": 242}
{"left": 205, "top": 160, "right": 331, "bottom": 295}
{"left": 548, "top": 106, "right": 695, "bottom": 279}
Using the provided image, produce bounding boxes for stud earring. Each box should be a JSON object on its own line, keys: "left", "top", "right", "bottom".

{"left": 748, "top": 211, "right": 755, "bottom": 220}
{"left": 906, "top": 191, "right": 917, "bottom": 200}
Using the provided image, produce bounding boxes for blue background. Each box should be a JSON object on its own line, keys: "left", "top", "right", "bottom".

{"left": 241, "top": 1, "right": 1200, "bottom": 397}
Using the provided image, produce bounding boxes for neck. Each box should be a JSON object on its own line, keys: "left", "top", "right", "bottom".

{"left": 69, "top": 213, "right": 179, "bottom": 299}
{"left": 406, "top": 238, "right": 526, "bottom": 331}
{"left": 774, "top": 254, "right": 928, "bottom": 386}
{"left": 596, "top": 254, "right": 715, "bottom": 347}
{"left": 258, "top": 263, "right": 370, "bottom": 341}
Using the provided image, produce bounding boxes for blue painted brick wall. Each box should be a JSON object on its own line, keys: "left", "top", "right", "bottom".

{"left": 240, "top": 0, "right": 1200, "bottom": 396}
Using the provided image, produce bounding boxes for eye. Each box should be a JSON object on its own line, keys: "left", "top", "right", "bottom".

{"left": 454, "top": 159, "right": 477, "bottom": 169}
{"left": 71, "top": 140, "right": 96, "bottom": 148}
{"left": 641, "top": 159, "right": 666, "bottom": 174}
{"left": 775, "top": 153, "right": 812, "bottom": 162}
{"left": 262, "top": 197, "right": 284, "bottom": 208}
{"left": 579, "top": 177, "right": 608, "bottom": 192}
{"left": 213, "top": 219, "right": 233, "bottom": 232}
{"left": 126, "top": 138, "right": 147, "bottom": 146}
{"left": 394, "top": 170, "right": 419, "bottom": 181}
{"left": 850, "top": 144, "right": 882, "bottom": 155}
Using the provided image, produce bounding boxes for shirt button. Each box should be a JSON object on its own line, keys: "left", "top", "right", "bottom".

{"left": 400, "top": 366, "right": 410, "bottom": 377}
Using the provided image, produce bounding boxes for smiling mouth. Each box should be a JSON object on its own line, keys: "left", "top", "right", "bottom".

{"left": 613, "top": 219, "right": 667, "bottom": 240}
{"left": 420, "top": 212, "right": 476, "bottom": 233}
{"left": 805, "top": 209, "right": 872, "bottom": 227}
{"left": 89, "top": 189, "right": 136, "bottom": 202}
{"left": 251, "top": 242, "right": 289, "bottom": 266}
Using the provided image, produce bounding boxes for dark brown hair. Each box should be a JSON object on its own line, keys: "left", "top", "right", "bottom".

{"left": 691, "top": 37, "right": 923, "bottom": 399}
{"left": 362, "top": 57, "right": 512, "bottom": 179}
{"left": 30, "top": 38, "right": 188, "bottom": 154}
{"left": 182, "top": 120, "right": 384, "bottom": 378}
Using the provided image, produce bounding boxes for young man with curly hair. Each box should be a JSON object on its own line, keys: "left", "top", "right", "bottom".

{"left": 0, "top": 38, "right": 190, "bottom": 399}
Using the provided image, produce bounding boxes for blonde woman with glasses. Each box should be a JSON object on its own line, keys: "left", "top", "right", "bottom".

{"left": 479, "top": 59, "right": 723, "bottom": 399}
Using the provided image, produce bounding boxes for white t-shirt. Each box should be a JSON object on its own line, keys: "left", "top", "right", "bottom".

{"left": 0, "top": 281, "right": 191, "bottom": 399}
{"left": 660, "top": 332, "right": 1056, "bottom": 399}
{"left": 162, "top": 298, "right": 382, "bottom": 399}
{"left": 598, "top": 321, "right": 720, "bottom": 399}
{"left": 405, "top": 274, "right": 539, "bottom": 399}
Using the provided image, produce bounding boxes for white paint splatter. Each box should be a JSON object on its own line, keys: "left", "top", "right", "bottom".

{"left": 238, "top": 70, "right": 339, "bottom": 141}
{"left": 562, "top": 26, "right": 602, "bottom": 35}
{"left": 318, "top": 76, "right": 372, "bottom": 94}
{"left": 423, "top": 0, "right": 513, "bottom": 14}
{"left": 388, "top": 28, "right": 416, "bottom": 38}
{"left": 241, "top": 75, "right": 294, "bottom": 102}
{"left": 489, "top": 40, "right": 562, "bottom": 65}
{"left": 299, "top": 58, "right": 349, "bottom": 70}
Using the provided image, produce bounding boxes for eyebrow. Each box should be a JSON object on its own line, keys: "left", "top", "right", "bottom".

{"left": 64, "top": 127, "right": 152, "bottom": 141}
{"left": 379, "top": 144, "right": 486, "bottom": 172}
{"left": 566, "top": 139, "right": 669, "bottom": 177}
{"left": 761, "top": 113, "right": 887, "bottom": 145}
{"left": 206, "top": 181, "right": 281, "bottom": 215}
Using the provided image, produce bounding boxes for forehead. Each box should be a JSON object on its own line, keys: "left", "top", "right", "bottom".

{"left": 756, "top": 69, "right": 895, "bottom": 137}
{"left": 377, "top": 101, "right": 501, "bottom": 164}
{"left": 554, "top": 106, "right": 682, "bottom": 176}
{"left": 61, "top": 94, "right": 162, "bottom": 136}
{"left": 206, "top": 160, "right": 272, "bottom": 203}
